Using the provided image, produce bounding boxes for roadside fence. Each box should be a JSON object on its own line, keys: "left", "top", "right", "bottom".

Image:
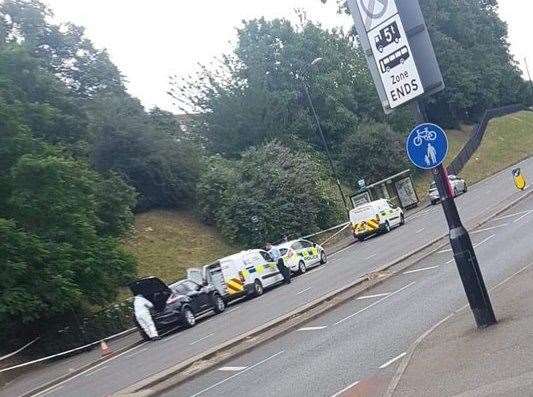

{"left": 447, "top": 104, "right": 526, "bottom": 175}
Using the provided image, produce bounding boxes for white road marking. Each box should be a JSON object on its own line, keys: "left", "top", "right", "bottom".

{"left": 331, "top": 244, "right": 354, "bottom": 257}
{"left": 473, "top": 234, "right": 495, "bottom": 248}
{"left": 84, "top": 365, "right": 108, "bottom": 377}
{"left": 38, "top": 385, "right": 64, "bottom": 397}
{"left": 491, "top": 210, "right": 531, "bottom": 222}
{"left": 379, "top": 352, "right": 406, "bottom": 369}
{"left": 218, "top": 366, "right": 247, "bottom": 372}
{"left": 438, "top": 247, "right": 452, "bottom": 253}
{"left": 513, "top": 210, "right": 533, "bottom": 223}
{"left": 297, "top": 326, "right": 327, "bottom": 331}
{"left": 330, "top": 380, "right": 360, "bottom": 397}
{"left": 126, "top": 347, "right": 148, "bottom": 359}
{"left": 403, "top": 265, "right": 439, "bottom": 275}
{"left": 190, "top": 333, "right": 214, "bottom": 346}
{"left": 446, "top": 259, "right": 455, "bottom": 264}
{"left": 334, "top": 282, "right": 415, "bottom": 325}
{"left": 189, "top": 351, "right": 284, "bottom": 397}
{"left": 357, "top": 293, "right": 390, "bottom": 300}
{"left": 296, "top": 287, "right": 312, "bottom": 295}
{"left": 32, "top": 342, "right": 148, "bottom": 396}
{"left": 470, "top": 223, "right": 508, "bottom": 234}
{"left": 365, "top": 254, "right": 377, "bottom": 260}
{"left": 415, "top": 228, "right": 425, "bottom": 234}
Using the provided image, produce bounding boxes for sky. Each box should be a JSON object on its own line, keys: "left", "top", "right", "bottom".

{"left": 42, "top": 0, "right": 532, "bottom": 113}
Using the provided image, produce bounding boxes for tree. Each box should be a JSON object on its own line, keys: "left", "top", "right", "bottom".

{"left": 197, "top": 142, "right": 344, "bottom": 247}
{"left": 0, "top": 0, "right": 125, "bottom": 97}
{"left": 339, "top": 121, "right": 409, "bottom": 185}
{"left": 88, "top": 94, "right": 203, "bottom": 211}
{"left": 0, "top": 153, "right": 136, "bottom": 345}
{"left": 171, "top": 17, "right": 384, "bottom": 158}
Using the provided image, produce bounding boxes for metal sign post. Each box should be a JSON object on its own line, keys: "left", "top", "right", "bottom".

{"left": 349, "top": 0, "right": 497, "bottom": 328}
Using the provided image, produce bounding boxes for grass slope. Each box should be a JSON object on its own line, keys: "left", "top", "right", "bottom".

{"left": 460, "top": 111, "right": 533, "bottom": 184}
{"left": 124, "top": 210, "right": 240, "bottom": 283}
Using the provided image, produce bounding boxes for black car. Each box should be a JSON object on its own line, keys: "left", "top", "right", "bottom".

{"left": 130, "top": 277, "right": 226, "bottom": 340}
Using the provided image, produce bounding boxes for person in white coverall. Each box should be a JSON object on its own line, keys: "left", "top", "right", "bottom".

{"left": 134, "top": 295, "right": 160, "bottom": 340}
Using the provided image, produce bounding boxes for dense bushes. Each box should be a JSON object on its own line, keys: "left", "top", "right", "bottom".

{"left": 197, "top": 142, "right": 345, "bottom": 247}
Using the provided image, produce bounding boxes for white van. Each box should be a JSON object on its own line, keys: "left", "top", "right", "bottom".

{"left": 187, "top": 249, "right": 284, "bottom": 300}
{"left": 350, "top": 199, "right": 404, "bottom": 241}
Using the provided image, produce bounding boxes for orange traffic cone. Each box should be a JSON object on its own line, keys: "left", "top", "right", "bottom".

{"left": 100, "top": 340, "right": 112, "bottom": 356}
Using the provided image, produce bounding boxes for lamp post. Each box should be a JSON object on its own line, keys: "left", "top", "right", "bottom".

{"left": 298, "top": 57, "right": 350, "bottom": 215}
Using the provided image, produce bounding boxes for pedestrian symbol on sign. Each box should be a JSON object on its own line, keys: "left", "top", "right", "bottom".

{"left": 406, "top": 123, "right": 448, "bottom": 170}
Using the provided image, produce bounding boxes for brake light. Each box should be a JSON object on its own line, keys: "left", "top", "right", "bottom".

{"left": 166, "top": 294, "right": 179, "bottom": 305}
{"left": 238, "top": 271, "right": 245, "bottom": 283}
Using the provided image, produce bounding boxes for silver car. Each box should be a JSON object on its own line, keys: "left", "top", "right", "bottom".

{"left": 429, "top": 175, "right": 467, "bottom": 205}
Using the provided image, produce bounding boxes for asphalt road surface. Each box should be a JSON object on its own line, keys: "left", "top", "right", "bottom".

{"left": 164, "top": 191, "right": 533, "bottom": 397}
{"left": 3, "top": 157, "right": 532, "bottom": 397}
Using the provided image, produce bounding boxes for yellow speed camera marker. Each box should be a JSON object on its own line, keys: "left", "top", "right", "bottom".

{"left": 512, "top": 168, "right": 527, "bottom": 191}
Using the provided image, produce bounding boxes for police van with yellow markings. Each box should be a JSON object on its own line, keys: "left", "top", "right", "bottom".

{"left": 187, "top": 249, "right": 284, "bottom": 301}
{"left": 350, "top": 199, "right": 405, "bottom": 242}
{"left": 274, "top": 239, "right": 327, "bottom": 274}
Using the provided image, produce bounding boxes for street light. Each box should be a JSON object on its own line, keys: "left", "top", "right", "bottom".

{"left": 298, "top": 57, "right": 351, "bottom": 216}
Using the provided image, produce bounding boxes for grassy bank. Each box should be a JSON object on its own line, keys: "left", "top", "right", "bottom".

{"left": 124, "top": 211, "right": 241, "bottom": 283}
{"left": 460, "top": 111, "right": 533, "bottom": 184}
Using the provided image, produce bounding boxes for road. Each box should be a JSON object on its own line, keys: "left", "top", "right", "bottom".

{"left": 3, "top": 157, "right": 532, "bottom": 397}
{"left": 164, "top": 191, "right": 533, "bottom": 397}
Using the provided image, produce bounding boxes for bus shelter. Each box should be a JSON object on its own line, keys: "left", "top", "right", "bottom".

{"left": 350, "top": 170, "right": 419, "bottom": 210}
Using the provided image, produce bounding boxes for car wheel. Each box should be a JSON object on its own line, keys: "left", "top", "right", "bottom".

{"left": 212, "top": 294, "right": 226, "bottom": 314}
{"left": 357, "top": 236, "right": 365, "bottom": 242}
{"left": 454, "top": 187, "right": 459, "bottom": 197}
{"left": 320, "top": 251, "right": 327, "bottom": 264}
{"left": 463, "top": 183, "right": 468, "bottom": 193}
{"left": 181, "top": 307, "right": 196, "bottom": 328}
{"left": 384, "top": 221, "right": 391, "bottom": 233}
{"left": 253, "top": 280, "right": 264, "bottom": 297}
{"left": 431, "top": 199, "right": 437, "bottom": 205}
{"left": 400, "top": 214, "right": 405, "bottom": 225}
{"left": 298, "top": 260, "right": 307, "bottom": 274}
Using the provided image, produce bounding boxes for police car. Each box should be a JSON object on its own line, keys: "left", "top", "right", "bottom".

{"left": 350, "top": 199, "right": 405, "bottom": 241}
{"left": 274, "top": 239, "right": 327, "bottom": 274}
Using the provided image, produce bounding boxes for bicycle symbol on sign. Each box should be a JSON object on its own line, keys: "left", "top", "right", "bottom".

{"left": 413, "top": 127, "right": 437, "bottom": 147}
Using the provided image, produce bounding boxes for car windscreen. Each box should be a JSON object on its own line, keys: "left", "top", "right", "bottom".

{"left": 279, "top": 248, "right": 288, "bottom": 255}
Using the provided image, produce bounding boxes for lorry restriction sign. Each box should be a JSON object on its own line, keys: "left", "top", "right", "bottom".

{"left": 348, "top": 0, "right": 425, "bottom": 109}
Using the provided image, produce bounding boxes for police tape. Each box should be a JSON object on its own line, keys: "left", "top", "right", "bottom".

{"left": 0, "top": 337, "right": 40, "bottom": 363}
{"left": 0, "top": 327, "right": 136, "bottom": 373}
{"left": 303, "top": 221, "right": 351, "bottom": 241}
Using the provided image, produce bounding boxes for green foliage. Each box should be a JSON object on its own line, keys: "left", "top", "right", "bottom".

{"left": 171, "top": 17, "right": 383, "bottom": 158}
{"left": 197, "top": 142, "right": 344, "bottom": 247}
{"left": 339, "top": 121, "right": 409, "bottom": 185}
{"left": 88, "top": 94, "right": 203, "bottom": 211}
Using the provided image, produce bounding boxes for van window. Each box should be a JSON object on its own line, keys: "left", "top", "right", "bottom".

{"left": 350, "top": 205, "right": 377, "bottom": 223}
{"left": 291, "top": 242, "right": 303, "bottom": 250}
{"left": 259, "top": 251, "right": 273, "bottom": 262}
{"left": 300, "top": 240, "right": 313, "bottom": 248}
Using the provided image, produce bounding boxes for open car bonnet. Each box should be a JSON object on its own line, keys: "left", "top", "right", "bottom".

{"left": 130, "top": 277, "right": 171, "bottom": 312}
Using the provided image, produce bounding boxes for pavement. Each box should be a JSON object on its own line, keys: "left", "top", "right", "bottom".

{"left": 2, "top": 156, "right": 532, "bottom": 397}
{"left": 158, "top": 188, "right": 533, "bottom": 397}
{"left": 392, "top": 263, "right": 533, "bottom": 397}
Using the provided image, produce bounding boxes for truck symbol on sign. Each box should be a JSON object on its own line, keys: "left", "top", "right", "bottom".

{"left": 374, "top": 21, "right": 400, "bottom": 53}
{"left": 379, "top": 46, "right": 410, "bottom": 73}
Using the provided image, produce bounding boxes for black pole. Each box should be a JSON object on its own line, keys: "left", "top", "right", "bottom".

{"left": 302, "top": 82, "right": 350, "bottom": 215}
{"left": 411, "top": 101, "right": 497, "bottom": 329}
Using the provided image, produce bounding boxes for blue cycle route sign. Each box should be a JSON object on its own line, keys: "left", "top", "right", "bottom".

{"left": 406, "top": 123, "right": 448, "bottom": 170}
